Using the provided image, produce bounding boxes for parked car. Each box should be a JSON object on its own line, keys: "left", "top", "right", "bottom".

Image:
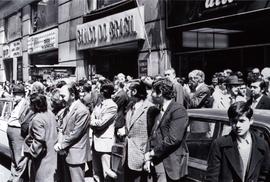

{"left": 0, "top": 98, "right": 13, "bottom": 158}
{"left": 186, "top": 108, "right": 270, "bottom": 182}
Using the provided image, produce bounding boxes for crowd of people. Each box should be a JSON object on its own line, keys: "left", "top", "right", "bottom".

{"left": 1, "top": 66, "right": 270, "bottom": 182}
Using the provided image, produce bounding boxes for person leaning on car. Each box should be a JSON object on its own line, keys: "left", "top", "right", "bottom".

{"left": 7, "top": 84, "right": 29, "bottom": 182}
{"left": 206, "top": 101, "right": 270, "bottom": 182}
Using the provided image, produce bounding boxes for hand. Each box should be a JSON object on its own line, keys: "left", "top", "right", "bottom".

{"left": 117, "top": 127, "right": 126, "bottom": 137}
{"left": 54, "top": 143, "right": 62, "bottom": 152}
{"left": 144, "top": 150, "right": 154, "bottom": 162}
{"left": 143, "top": 160, "right": 153, "bottom": 173}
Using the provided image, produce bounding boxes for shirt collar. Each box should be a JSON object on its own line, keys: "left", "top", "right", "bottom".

{"left": 195, "top": 82, "right": 204, "bottom": 91}
{"left": 69, "top": 99, "right": 78, "bottom": 112}
{"left": 237, "top": 132, "right": 252, "bottom": 145}
{"left": 162, "top": 99, "right": 172, "bottom": 112}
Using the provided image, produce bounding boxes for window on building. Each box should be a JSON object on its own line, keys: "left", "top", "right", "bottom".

{"left": 5, "top": 12, "right": 22, "bottom": 41}
{"left": 31, "top": 0, "right": 58, "bottom": 32}
{"left": 97, "top": 0, "right": 125, "bottom": 9}
{"left": 85, "top": 0, "right": 97, "bottom": 13}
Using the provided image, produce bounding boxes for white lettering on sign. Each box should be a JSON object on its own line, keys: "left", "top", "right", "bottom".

{"left": 76, "top": 6, "right": 145, "bottom": 50}
{"left": 205, "top": 0, "right": 234, "bottom": 9}
{"left": 28, "top": 28, "right": 58, "bottom": 54}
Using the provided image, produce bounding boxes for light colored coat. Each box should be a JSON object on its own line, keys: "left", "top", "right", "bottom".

{"left": 126, "top": 100, "right": 154, "bottom": 171}
{"left": 91, "top": 99, "right": 118, "bottom": 153}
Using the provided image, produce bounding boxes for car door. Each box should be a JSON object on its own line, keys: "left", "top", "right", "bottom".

{"left": 0, "top": 99, "right": 13, "bottom": 157}
{"left": 186, "top": 117, "right": 221, "bottom": 182}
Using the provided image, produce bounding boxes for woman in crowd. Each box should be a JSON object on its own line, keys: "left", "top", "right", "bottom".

{"left": 24, "top": 93, "right": 58, "bottom": 182}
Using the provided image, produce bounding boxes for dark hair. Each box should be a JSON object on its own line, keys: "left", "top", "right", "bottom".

{"left": 152, "top": 78, "right": 175, "bottom": 100}
{"left": 227, "top": 101, "right": 253, "bottom": 123}
{"left": 67, "top": 83, "right": 80, "bottom": 100}
{"left": 129, "top": 80, "right": 147, "bottom": 100}
{"left": 56, "top": 80, "right": 67, "bottom": 88}
{"left": 83, "top": 83, "right": 92, "bottom": 93}
{"left": 78, "top": 79, "right": 87, "bottom": 86}
{"left": 100, "top": 83, "right": 115, "bottom": 99}
{"left": 30, "top": 93, "right": 47, "bottom": 113}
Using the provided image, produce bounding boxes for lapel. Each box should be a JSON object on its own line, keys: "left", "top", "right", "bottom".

{"left": 62, "top": 100, "right": 80, "bottom": 131}
{"left": 223, "top": 134, "right": 243, "bottom": 181}
{"left": 246, "top": 132, "right": 265, "bottom": 180}
{"left": 128, "top": 100, "right": 148, "bottom": 130}
{"left": 157, "top": 100, "right": 175, "bottom": 130}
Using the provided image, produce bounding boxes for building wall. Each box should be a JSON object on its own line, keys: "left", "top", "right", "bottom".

{"left": 58, "top": 0, "right": 86, "bottom": 79}
{"left": 138, "top": 0, "right": 170, "bottom": 76}
{"left": 0, "top": 0, "right": 170, "bottom": 81}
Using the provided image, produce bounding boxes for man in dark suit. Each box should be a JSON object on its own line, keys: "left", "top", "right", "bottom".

{"left": 144, "top": 78, "right": 189, "bottom": 182}
{"left": 250, "top": 78, "right": 270, "bottom": 110}
{"left": 184, "top": 69, "right": 212, "bottom": 109}
{"left": 206, "top": 101, "right": 270, "bottom": 182}
{"left": 54, "top": 83, "right": 91, "bottom": 182}
{"left": 112, "top": 79, "right": 129, "bottom": 132}
{"left": 184, "top": 69, "right": 213, "bottom": 136}
{"left": 165, "top": 68, "right": 184, "bottom": 105}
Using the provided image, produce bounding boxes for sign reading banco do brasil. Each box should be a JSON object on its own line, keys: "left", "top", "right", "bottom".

{"left": 205, "top": 0, "right": 234, "bottom": 9}
{"left": 76, "top": 6, "right": 145, "bottom": 50}
{"left": 28, "top": 28, "right": 58, "bottom": 54}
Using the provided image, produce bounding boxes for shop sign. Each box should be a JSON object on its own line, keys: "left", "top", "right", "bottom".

{"left": 205, "top": 0, "right": 234, "bottom": 9}
{"left": 138, "top": 59, "right": 148, "bottom": 77}
{"left": 2, "top": 45, "right": 10, "bottom": 59}
{"left": 76, "top": 6, "right": 145, "bottom": 50}
{"left": 28, "top": 28, "right": 58, "bottom": 54}
{"left": 10, "top": 40, "right": 22, "bottom": 58}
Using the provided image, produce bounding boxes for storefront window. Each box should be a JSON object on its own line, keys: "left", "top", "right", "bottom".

{"left": 5, "top": 12, "right": 22, "bottom": 41}
{"left": 31, "top": 0, "right": 58, "bottom": 32}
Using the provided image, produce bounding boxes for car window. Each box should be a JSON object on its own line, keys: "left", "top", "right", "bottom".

{"left": 186, "top": 118, "right": 219, "bottom": 161}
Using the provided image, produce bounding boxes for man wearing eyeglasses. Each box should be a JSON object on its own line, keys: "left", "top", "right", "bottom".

{"left": 250, "top": 78, "right": 270, "bottom": 110}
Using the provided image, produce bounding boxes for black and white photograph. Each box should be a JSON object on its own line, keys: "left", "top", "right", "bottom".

{"left": 0, "top": 0, "right": 270, "bottom": 181}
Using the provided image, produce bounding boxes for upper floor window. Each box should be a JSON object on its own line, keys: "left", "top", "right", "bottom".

{"left": 31, "top": 0, "right": 58, "bottom": 32}
{"left": 5, "top": 12, "right": 22, "bottom": 42}
{"left": 97, "top": 0, "right": 125, "bottom": 9}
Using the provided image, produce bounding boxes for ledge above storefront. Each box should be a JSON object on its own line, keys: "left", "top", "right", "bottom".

{"left": 76, "top": 6, "right": 145, "bottom": 51}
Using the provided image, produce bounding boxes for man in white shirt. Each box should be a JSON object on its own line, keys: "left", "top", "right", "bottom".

{"left": 206, "top": 101, "right": 270, "bottom": 182}
{"left": 7, "top": 84, "right": 29, "bottom": 182}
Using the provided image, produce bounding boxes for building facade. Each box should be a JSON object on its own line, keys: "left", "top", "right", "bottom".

{"left": 0, "top": 0, "right": 170, "bottom": 82}
{"left": 166, "top": 0, "right": 270, "bottom": 83}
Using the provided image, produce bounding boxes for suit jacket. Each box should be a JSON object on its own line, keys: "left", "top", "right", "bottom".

{"left": 24, "top": 111, "right": 58, "bottom": 182}
{"left": 126, "top": 100, "right": 154, "bottom": 171}
{"left": 255, "top": 95, "right": 270, "bottom": 110}
{"left": 150, "top": 100, "right": 189, "bottom": 180}
{"left": 59, "top": 100, "right": 91, "bottom": 165}
{"left": 206, "top": 131, "right": 270, "bottom": 182}
{"left": 113, "top": 89, "right": 129, "bottom": 129}
{"left": 173, "top": 80, "right": 184, "bottom": 105}
{"left": 91, "top": 98, "right": 118, "bottom": 153}
{"left": 185, "top": 83, "right": 212, "bottom": 109}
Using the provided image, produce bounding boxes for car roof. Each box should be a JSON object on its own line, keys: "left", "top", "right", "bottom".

{"left": 188, "top": 109, "right": 270, "bottom": 128}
